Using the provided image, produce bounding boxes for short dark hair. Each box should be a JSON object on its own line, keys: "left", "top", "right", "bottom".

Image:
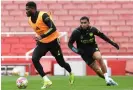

{"left": 26, "top": 1, "right": 37, "bottom": 10}
{"left": 80, "top": 16, "right": 89, "bottom": 22}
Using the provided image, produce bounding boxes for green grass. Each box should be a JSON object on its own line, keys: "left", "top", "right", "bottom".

{"left": 1, "top": 76, "right": 133, "bottom": 90}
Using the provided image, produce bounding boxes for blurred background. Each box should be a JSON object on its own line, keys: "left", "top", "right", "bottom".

{"left": 1, "top": 0, "right": 133, "bottom": 77}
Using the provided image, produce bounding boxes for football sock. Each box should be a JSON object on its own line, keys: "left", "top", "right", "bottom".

{"left": 104, "top": 73, "right": 109, "bottom": 82}
{"left": 43, "top": 76, "right": 50, "bottom": 81}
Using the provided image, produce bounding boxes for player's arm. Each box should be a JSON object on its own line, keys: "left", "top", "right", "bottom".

{"left": 40, "top": 13, "right": 56, "bottom": 38}
{"left": 68, "top": 30, "right": 84, "bottom": 55}
{"left": 93, "top": 27, "right": 119, "bottom": 50}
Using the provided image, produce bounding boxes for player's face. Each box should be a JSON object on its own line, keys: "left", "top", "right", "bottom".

{"left": 80, "top": 19, "right": 89, "bottom": 29}
{"left": 26, "top": 6, "right": 33, "bottom": 17}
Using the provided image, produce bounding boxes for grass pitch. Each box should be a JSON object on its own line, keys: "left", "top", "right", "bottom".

{"left": 1, "top": 76, "right": 133, "bottom": 90}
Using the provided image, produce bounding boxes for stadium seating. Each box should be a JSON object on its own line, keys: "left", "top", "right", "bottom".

{"left": 1, "top": 1, "right": 133, "bottom": 75}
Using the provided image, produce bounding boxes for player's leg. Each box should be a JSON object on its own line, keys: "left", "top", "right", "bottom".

{"left": 89, "top": 61, "right": 105, "bottom": 79}
{"left": 81, "top": 53, "right": 105, "bottom": 79}
{"left": 32, "top": 43, "right": 48, "bottom": 78}
{"left": 93, "top": 51, "right": 107, "bottom": 75}
{"left": 89, "top": 60, "right": 113, "bottom": 86}
{"left": 81, "top": 52, "right": 113, "bottom": 86}
{"left": 49, "top": 39, "right": 74, "bottom": 84}
{"left": 32, "top": 42, "right": 52, "bottom": 89}
{"left": 93, "top": 51, "right": 118, "bottom": 86}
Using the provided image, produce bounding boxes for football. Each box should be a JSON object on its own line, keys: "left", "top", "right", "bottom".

{"left": 16, "top": 77, "right": 28, "bottom": 89}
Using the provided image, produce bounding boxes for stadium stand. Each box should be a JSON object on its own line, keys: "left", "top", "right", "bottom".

{"left": 1, "top": 1, "right": 133, "bottom": 75}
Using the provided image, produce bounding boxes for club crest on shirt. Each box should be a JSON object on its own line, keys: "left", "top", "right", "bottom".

{"left": 89, "top": 33, "right": 93, "bottom": 37}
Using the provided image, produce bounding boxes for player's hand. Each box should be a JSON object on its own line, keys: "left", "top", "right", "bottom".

{"left": 112, "top": 43, "right": 119, "bottom": 50}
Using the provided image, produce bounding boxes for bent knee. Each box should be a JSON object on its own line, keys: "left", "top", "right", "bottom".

{"left": 93, "top": 51, "right": 102, "bottom": 60}
{"left": 32, "top": 56, "right": 40, "bottom": 62}
{"left": 93, "top": 56, "right": 102, "bottom": 60}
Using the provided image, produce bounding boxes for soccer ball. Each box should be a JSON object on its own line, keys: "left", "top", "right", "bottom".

{"left": 16, "top": 77, "right": 28, "bottom": 89}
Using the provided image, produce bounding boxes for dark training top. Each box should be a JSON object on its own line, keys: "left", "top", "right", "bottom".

{"left": 68, "top": 26, "right": 114, "bottom": 54}
{"left": 30, "top": 11, "right": 56, "bottom": 38}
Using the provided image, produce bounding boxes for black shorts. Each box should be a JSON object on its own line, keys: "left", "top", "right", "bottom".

{"left": 33, "top": 38, "right": 61, "bottom": 58}
{"left": 81, "top": 44, "right": 100, "bottom": 65}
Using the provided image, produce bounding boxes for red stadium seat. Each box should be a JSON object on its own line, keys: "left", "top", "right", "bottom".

{"left": 1, "top": 1, "right": 133, "bottom": 76}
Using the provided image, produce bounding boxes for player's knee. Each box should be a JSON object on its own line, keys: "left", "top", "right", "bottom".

{"left": 98, "top": 59, "right": 105, "bottom": 65}
{"left": 32, "top": 56, "right": 40, "bottom": 63}
{"left": 94, "top": 56, "right": 102, "bottom": 60}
